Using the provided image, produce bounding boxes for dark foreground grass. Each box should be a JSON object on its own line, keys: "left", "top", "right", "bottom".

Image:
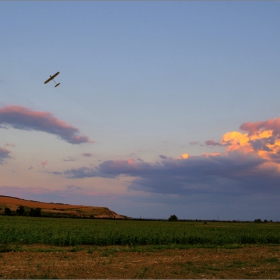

{"left": 0, "top": 215, "right": 280, "bottom": 247}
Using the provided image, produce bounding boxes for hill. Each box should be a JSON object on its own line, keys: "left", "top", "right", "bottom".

{"left": 0, "top": 195, "right": 125, "bottom": 219}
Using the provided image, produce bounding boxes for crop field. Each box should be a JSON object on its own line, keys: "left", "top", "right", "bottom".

{"left": 1, "top": 216, "right": 280, "bottom": 247}
{"left": 1, "top": 216, "right": 280, "bottom": 278}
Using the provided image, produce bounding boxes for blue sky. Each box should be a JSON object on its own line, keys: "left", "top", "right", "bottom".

{"left": 1, "top": 1, "right": 280, "bottom": 221}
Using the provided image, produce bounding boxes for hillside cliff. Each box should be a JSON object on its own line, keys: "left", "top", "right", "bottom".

{"left": 0, "top": 195, "right": 124, "bottom": 219}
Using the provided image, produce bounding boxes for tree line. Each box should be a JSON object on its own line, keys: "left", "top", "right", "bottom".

{"left": 3, "top": 205, "right": 41, "bottom": 217}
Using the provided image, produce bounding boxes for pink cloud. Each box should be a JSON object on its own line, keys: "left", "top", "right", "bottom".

{"left": 205, "top": 140, "right": 221, "bottom": 146}
{"left": 240, "top": 118, "right": 280, "bottom": 136}
{"left": 0, "top": 105, "right": 93, "bottom": 144}
{"left": 202, "top": 118, "right": 280, "bottom": 163}
{"left": 0, "top": 147, "right": 12, "bottom": 164}
{"left": 63, "top": 157, "right": 76, "bottom": 162}
{"left": 83, "top": 153, "right": 92, "bottom": 157}
{"left": 189, "top": 141, "right": 204, "bottom": 146}
{"left": 4, "top": 143, "right": 15, "bottom": 147}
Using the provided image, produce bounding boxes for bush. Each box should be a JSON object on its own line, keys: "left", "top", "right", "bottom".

{"left": 168, "top": 215, "right": 178, "bottom": 221}
{"left": 29, "top": 208, "right": 42, "bottom": 217}
{"left": 4, "top": 207, "right": 12, "bottom": 215}
{"left": 16, "top": 206, "right": 25, "bottom": 215}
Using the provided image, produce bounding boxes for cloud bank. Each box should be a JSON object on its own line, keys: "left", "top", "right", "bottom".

{"left": 64, "top": 118, "right": 280, "bottom": 197}
{"left": 0, "top": 105, "right": 93, "bottom": 144}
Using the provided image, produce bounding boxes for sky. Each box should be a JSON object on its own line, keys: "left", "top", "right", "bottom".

{"left": 1, "top": 1, "right": 280, "bottom": 221}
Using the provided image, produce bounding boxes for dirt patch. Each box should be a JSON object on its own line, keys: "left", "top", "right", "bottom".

{"left": 0, "top": 245, "right": 280, "bottom": 278}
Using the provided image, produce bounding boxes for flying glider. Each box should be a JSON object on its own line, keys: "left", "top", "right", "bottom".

{"left": 44, "top": 72, "right": 60, "bottom": 87}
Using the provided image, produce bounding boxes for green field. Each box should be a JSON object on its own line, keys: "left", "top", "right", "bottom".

{"left": 1, "top": 216, "right": 280, "bottom": 247}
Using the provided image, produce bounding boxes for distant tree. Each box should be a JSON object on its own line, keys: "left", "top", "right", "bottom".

{"left": 4, "top": 207, "right": 12, "bottom": 215}
{"left": 168, "top": 214, "right": 178, "bottom": 221}
{"left": 254, "top": 218, "right": 262, "bottom": 223}
{"left": 29, "top": 208, "right": 41, "bottom": 217}
{"left": 29, "top": 208, "right": 34, "bottom": 216}
{"left": 16, "top": 205, "right": 25, "bottom": 215}
{"left": 34, "top": 208, "right": 41, "bottom": 217}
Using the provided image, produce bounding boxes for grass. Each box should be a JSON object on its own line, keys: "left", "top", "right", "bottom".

{"left": 30, "top": 273, "right": 58, "bottom": 279}
{"left": 264, "top": 257, "right": 279, "bottom": 263}
{"left": 230, "top": 260, "right": 244, "bottom": 268}
{"left": 0, "top": 244, "right": 14, "bottom": 253}
{"left": 134, "top": 267, "right": 149, "bottom": 278}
